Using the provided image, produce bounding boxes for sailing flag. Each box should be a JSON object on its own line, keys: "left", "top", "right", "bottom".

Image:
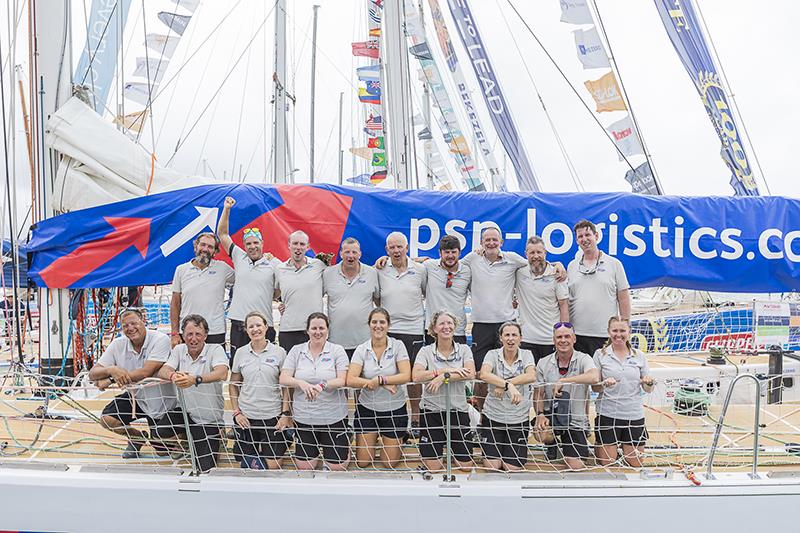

{"left": 560, "top": 0, "right": 593, "bottom": 24}
{"left": 371, "top": 152, "right": 386, "bottom": 166}
{"left": 172, "top": 0, "right": 200, "bottom": 12}
{"left": 367, "top": 136, "right": 384, "bottom": 149}
{"left": 370, "top": 170, "right": 388, "bottom": 184}
{"left": 654, "top": 0, "right": 759, "bottom": 196}
{"left": 606, "top": 115, "right": 644, "bottom": 159}
{"left": 358, "top": 88, "right": 381, "bottom": 104}
{"left": 369, "top": 27, "right": 381, "bottom": 38}
{"left": 409, "top": 42, "right": 434, "bottom": 61}
{"left": 349, "top": 147, "right": 373, "bottom": 160}
{"left": 365, "top": 80, "right": 381, "bottom": 95}
{"left": 369, "top": 6, "right": 382, "bottom": 24}
{"left": 123, "top": 82, "right": 153, "bottom": 105}
{"left": 574, "top": 27, "right": 610, "bottom": 69}
{"left": 357, "top": 65, "right": 381, "bottom": 81}
{"left": 133, "top": 57, "right": 169, "bottom": 83}
{"left": 417, "top": 127, "right": 432, "bottom": 141}
{"left": 145, "top": 33, "right": 180, "bottom": 58}
{"left": 448, "top": 135, "right": 470, "bottom": 156}
{"left": 157, "top": 12, "right": 191, "bottom": 35}
{"left": 347, "top": 174, "right": 374, "bottom": 186}
{"left": 624, "top": 161, "right": 659, "bottom": 194}
{"left": 364, "top": 114, "right": 383, "bottom": 131}
{"left": 352, "top": 41, "right": 380, "bottom": 59}
{"left": 113, "top": 109, "right": 149, "bottom": 133}
{"left": 584, "top": 71, "right": 627, "bottom": 112}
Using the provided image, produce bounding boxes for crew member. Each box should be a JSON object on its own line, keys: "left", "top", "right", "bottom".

{"left": 423, "top": 235, "right": 471, "bottom": 345}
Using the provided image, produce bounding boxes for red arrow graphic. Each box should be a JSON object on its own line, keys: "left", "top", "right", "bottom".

{"left": 39, "top": 217, "right": 151, "bottom": 288}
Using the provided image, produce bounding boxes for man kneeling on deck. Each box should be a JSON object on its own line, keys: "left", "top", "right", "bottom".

{"left": 89, "top": 308, "right": 177, "bottom": 459}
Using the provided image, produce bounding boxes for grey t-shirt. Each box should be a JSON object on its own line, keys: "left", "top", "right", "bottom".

{"left": 274, "top": 258, "right": 325, "bottom": 332}
{"left": 515, "top": 263, "right": 569, "bottom": 344}
{"left": 567, "top": 252, "right": 630, "bottom": 337}
{"left": 535, "top": 350, "right": 596, "bottom": 429}
{"left": 463, "top": 251, "right": 526, "bottom": 323}
{"left": 323, "top": 263, "right": 380, "bottom": 349}
{"left": 97, "top": 330, "right": 176, "bottom": 419}
{"left": 593, "top": 348, "right": 649, "bottom": 420}
{"left": 171, "top": 259, "right": 235, "bottom": 335}
{"left": 378, "top": 261, "right": 427, "bottom": 335}
{"left": 282, "top": 341, "right": 349, "bottom": 425}
{"left": 231, "top": 342, "right": 287, "bottom": 419}
{"left": 481, "top": 348, "right": 536, "bottom": 424}
{"left": 350, "top": 337, "right": 409, "bottom": 412}
{"left": 424, "top": 260, "right": 471, "bottom": 336}
{"left": 415, "top": 343, "right": 474, "bottom": 412}
{"left": 227, "top": 246, "right": 276, "bottom": 324}
{"left": 164, "top": 343, "right": 229, "bottom": 425}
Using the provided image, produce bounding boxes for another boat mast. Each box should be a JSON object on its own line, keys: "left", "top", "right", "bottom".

{"left": 272, "top": 0, "right": 289, "bottom": 184}
{"left": 382, "top": 0, "right": 412, "bottom": 190}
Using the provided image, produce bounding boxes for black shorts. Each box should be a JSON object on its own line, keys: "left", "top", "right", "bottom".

{"left": 345, "top": 348, "right": 356, "bottom": 361}
{"left": 471, "top": 322, "right": 503, "bottom": 369}
{"left": 594, "top": 415, "right": 648, "bottom": 447}
{"left": 574, "top": 335, "right": 607, "bottom": 357}
{"left": 418, "top": 409, "right": 472, "bottom": 463}
{"left": 388, "top": 333, "right": 424, "bottom": 365}
{"left": 554, "top": 424, "right": 591, "bottom": 459}
{"left": 235, "top": 416, "right": 290, "bottom": 468}
{"left": 479, "top": 415, "right": 530, "bottom": 468}
{"left": 424, "top": 334, "right": 467, "bottom": 346}
{"left": 230, "top": 319, "right": 275, "bottom": 364}
{"left": 279, "top": 330, "right": 309, "bottom": 354}
{"left": 152, "top": 409, "right": 221, "bottom": 472}
{"left": 206, "top": 332, "right": 226, "bottom": 347}
{"left": 294, "top": 419, "right": 351, "bottom": 464}
{"left": 353, "top": 403, "right": 408, "bottom": 441}
{"left": 101, "top": 392, "right": 157, "bottom": 428}
{"left": 520, "top": 342, "right": 554, "bottom": 363}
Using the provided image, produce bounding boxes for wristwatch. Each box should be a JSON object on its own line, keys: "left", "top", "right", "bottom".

{"left": 195, "top": 375, "right": 204, "bottom": 387}
{"left": 504, "top": 381, "right": 510, "bottom": 391}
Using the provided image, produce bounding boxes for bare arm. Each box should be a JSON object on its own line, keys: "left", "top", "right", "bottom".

{"left": 508, "top": 365, "right": 537, "bottom": 387}
{"left": 559, "top": 368, "right": 600, "bottom": 385}
{"left": 229, "top": 371, "right": 243, "bottom": 412}
{"left": 558, "top": 299, "right": 570, "bottom": 322}
{"left": 217, "top": 197, "right": 235, "bottom": 256}
{"left": 617, "top": 288, "right": 631, "bottom": 320}
{"left": 169, "top": 292, "right": 182, "bottom": 347}
{"left": 346, "top": 363, "right": 370, "bottom": 389}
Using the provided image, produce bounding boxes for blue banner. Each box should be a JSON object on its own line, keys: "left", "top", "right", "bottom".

{"left": 26, "top": 184, "right": 800, "bottom": 291}
{"left": 446, "top": 0, "right": 540, "bottom": 191}
{"left": 654, "top": 0, "right": 759, "bottom": 196}
{"left": 74, "top": 0, "right": 132, "bottom": 114}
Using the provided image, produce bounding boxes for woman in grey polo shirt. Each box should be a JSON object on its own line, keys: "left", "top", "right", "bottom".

{"left": 592, "top": 317, "right": 654, "bottom": 468}
{"left": 412, "top": 310, "right": 476, "bottom": 472}
{"left": 279, "top": 312, "right": 350, "bottom": 470}
{"left": 229, "top": 311, "right": 291, "bottom": 470}
{"left": 347, "top": 308, "right": 411, "bottom": 469}
{"left": 479, "top": 322, "right": 537, "bottom": 471}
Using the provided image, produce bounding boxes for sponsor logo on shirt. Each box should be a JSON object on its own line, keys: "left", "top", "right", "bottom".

{"left": 321, "top": 357, "right": 332, "bottom": 363}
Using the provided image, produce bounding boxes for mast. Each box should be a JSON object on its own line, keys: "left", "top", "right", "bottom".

{"left": 273, "top": 0, "right": 289, "bottom": 184}
{"left": 418, "top": 0, "right": 433, "bottom": 190}
{"left": 337, "top": 91, "right": 343, "bottom": 184}
{"left": 382, "top": 0, "right": 412, "bottom": 189}
{"left": 309, "top": 4, "right": 320, "bottom": 183}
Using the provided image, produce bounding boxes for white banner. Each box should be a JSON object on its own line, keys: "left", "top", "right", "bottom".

{"left": 574, "top": 27, "right": 610, "bottom": 69}
{"left": 606, "top": 115, "right": 644, "bottom": 159}
{"left": 560, "top": 0, "right": 593, "bottom": 24}
{"left": 145, "top": 33, "right": 180, "bottom": 58}
{"left": 123, "top": 82, "right": 153, "bottom": 105}
{"left": 133, "top": 57, "right": 169, "bottom": 83}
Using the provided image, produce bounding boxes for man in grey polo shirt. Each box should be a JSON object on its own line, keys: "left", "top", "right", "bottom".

{"left": 533, "top": 323, "right": 599, "bottom": 470}
{"left": 170, "top": 232, "right": 235, "bottom": 348}
{"left": 423, "top": 235, "right": 470, "bottom": 345}
{"left": 159, "top": 314, "right": 230, "bottom": 472}
{"left": 274, "top": 230, "right": 326, "bottom": 353}
{"left": 323, "top": 237, "right": 379, "bottom": 358}
{"left": 567, "top": 219, "right": 631, "bottom": 357}
{"left": 89, "top": 308, "right": 176, "bottom": 458}
{"left": 516, "top": 236, "right": 569, "bottom": 362}
{"left": 218, "top": 197, "right": 277, "bottom": 362}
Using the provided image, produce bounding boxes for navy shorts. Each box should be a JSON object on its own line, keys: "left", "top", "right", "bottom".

{"left": 479, "top": 415, "right": 530, "bottom": 468}
{"left": 353, "top": 403, "right": 408, "bottom": 441}
{"left": 235, "top": 416, "right": 290, "bottom": 468}
{"left": 101, "top": 391, "right": 157, "bottom": 428}
{"left": 418, "top": 409, "right": 472, "bottom": 463}
{"left": 294, "top": 418, "right": 351, "bottom": 464}
{"left": 388, "top": 333, "right": 424, "bottom": 365}
{"left": 594, "top": 415, "right": 648, "bottom": 447}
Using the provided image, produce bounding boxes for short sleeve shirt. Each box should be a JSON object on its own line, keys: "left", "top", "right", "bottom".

{"left": 274, "top": 258, "right": 325, "bottom": 332}
{"left": 350, "top": 337, "right": 409, "bottom": 412}
{"left": 535, "top": 351, "right": 595, "bottom": 429}
{"left": 227, "top": 246, "right": 276, "bottom": 324}
{"left": 415, "top": 343, "right": 474, "bottom": 412}
{"left": 424, "top": 261, "right": 471, "bottom": 336}
{"left": 231, "top": 342, "right": 287, "bottom": 419}
{"left": 171, "top": 259, "right": 235, "bottom": 335}
{"left": 567, "top": 252, "right": 630, "bottom": 337}
{"left": 164, "top": 343, "right": 229, "bottom": 425}
{"left": 515, "top": 263, "right": 569, "bottom": 344}
{"left": 481, "top": 348, "right": 536, "bottom": 424}
{"left": 323, "top": 263, "right": 380, "bottom": 349}
{"left": 377, "top": 261, "right": 427, "bottom": 335}
{"left": 97, "top": 330, "right": 176, "bottom": 419}
{"left": 593, "top": 348, "right": 649, "bottom": 420}
{"left": 282, "top": 341, "right": 349, "bottom": 425}
{"left": 463, "top": 251, "right": 526, "bottom": 323}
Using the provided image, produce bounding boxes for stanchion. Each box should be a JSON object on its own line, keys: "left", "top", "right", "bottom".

{"left": 176, "top": 387, "right": 200, "bottom": 476}
{"left": 443, "top": 373, "right": 454, "bottom": 482}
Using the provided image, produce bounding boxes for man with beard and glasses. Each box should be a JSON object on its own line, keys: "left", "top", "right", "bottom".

{"left": 423, "top": 235, "right": 470, "bottom": 346}
{"left": 170, "top": 232, "right": 235, "bottom": 348}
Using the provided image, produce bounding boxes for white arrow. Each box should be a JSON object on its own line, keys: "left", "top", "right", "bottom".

{"left": 160, "top": 206, "right": 219, "bottom": 257}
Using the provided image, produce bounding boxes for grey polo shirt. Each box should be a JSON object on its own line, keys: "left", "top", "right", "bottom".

{"left": 535, "top": 350, "right": 595, "bottom": 429}
{"left": 97, "top": 330, "right": 176, "bottom": 419}
{"left": 274, "top": 258, "right": 325, "bottom": 332}
{"left": 516, "top": 263, "right": 569, "bottom": 344}
{"left": 323, "top": 263, "right": 380, "bottom": 349}
{"left": 231, "top": 342, "right": 287, "bottom": 419}
{"left": 424, "top": 260, "right": 471, "bottom": 336}
{"left": 227, "top": 246, "right": 276, "bottom": 324}
{"left": 171, "top": 259, "right": 235, "bottom": 335}
{"left": 481, "top": 348, "right": 536, "bottom": 424}
{"left": 567, "top": 252, "right": 630, "bottom": 337}
{"left": 164, "top": 343, "right": 229, "bottom": 425}
{"left": 377, "top": 261, "right": 427, "bottom": 335}
{"left": 282, "top": 341, "right": 349, "bottom": 425}
{"left": 593, "top": 348, "right": 649, "bottom": 420}
{"left": 415, "top": 343, "right": 474, "bottom": 412}
{"left": 463, "top": 251, "right": 526, "bottom": 323}
{"left": 350, "top": 337, "right": 409, "bottom": 412}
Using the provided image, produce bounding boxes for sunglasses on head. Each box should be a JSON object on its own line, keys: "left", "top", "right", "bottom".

{"left": 553, "top": 322, "right": 574, "bottom": 330}
{"left": 243, "top": 227, "right": 262, "bottom": 240}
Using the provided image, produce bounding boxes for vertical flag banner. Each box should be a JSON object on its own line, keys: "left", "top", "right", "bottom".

{"left": 625, "top": 162, "right": 659, "bottom": 194}
{"left": 606, "top": 115, "right": 644, "bottom": 159}
{"left": 654, "top": 0, "right": 759, "bottom": 196}
{"left": 74, "top": 0, "right": 133, "bottom": 113}
{"left": 157, "top": 12, "right": 192, "bottom": 35}
{"left": 560, "top": 0, "right": 593, "bottom": 24}
{"left": 574, "top": 27, "right": 610, "bottom": 69}
{"left": 447, "top": 0, "right": 541, "bottom": 191}
{"left": 584, "top": 71, "right": 627, "bottom": 112}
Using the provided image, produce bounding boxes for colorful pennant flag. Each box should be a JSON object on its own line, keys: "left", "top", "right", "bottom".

{"left": 145, "top": 33, "right": 180, "bottom": 58}
{"left": 348, "top": 173, "right": 374, "bottom": 186}
{"left": 369, "top": 27, "right": 381, "bottom": 38}
{"left": 369, "top": 6, "right": 381, "bottom": 24}
{"left": 365, "top": 80, "right": 381, "bottom": 95}
{"left": 371, "top": 152, "right": 386, "bottom": 166}
{"left": 574, "top": 27, "right": 610, "bottom": 69}
{"left": 370, "top": 170, "right": 388, "bottom": 184}
{"left": 367, "top": 136, "right": 384, "bottom": 149}
{"left": 417, "top": 127, "right": 432, "bottom": 140}
{"left": 364, "top": 114, "right": 383, "bottom": 131}
{"left": 157, "top": 12, "right": 191, "bottom": 35}
{"left": 358, "top": 87, "right": 381, "bottom": 104}
{"left": 352, "top": 41, "right": 380, "bottom": 58}
{"left": 349, "top": 147, "right": 373, "bottom": 160}
{"left": 584, "top": 71, "right": 626, "bottom": 112}
{"left": 357, "top": 65, "right": 380, "bottom": 81}
{"left": 606, "top": 115, "right": 643, "bottom": 159}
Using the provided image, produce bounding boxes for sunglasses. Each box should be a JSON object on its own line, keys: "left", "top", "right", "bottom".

{"left": 446, "top": 270, "right": 455, "bottom": 288}
{"left": 553, "top": 322, "right": 574, "bottom": 330}
{"left": 243, "top": 227, "right": 263, "bottom": 240}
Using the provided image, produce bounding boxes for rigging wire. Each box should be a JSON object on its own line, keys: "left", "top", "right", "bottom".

{"left": 139, "top": 1, "right": 158, "bottom": 155}
{"left": 233, "top": 6, "right": 257, "bottom": 181}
